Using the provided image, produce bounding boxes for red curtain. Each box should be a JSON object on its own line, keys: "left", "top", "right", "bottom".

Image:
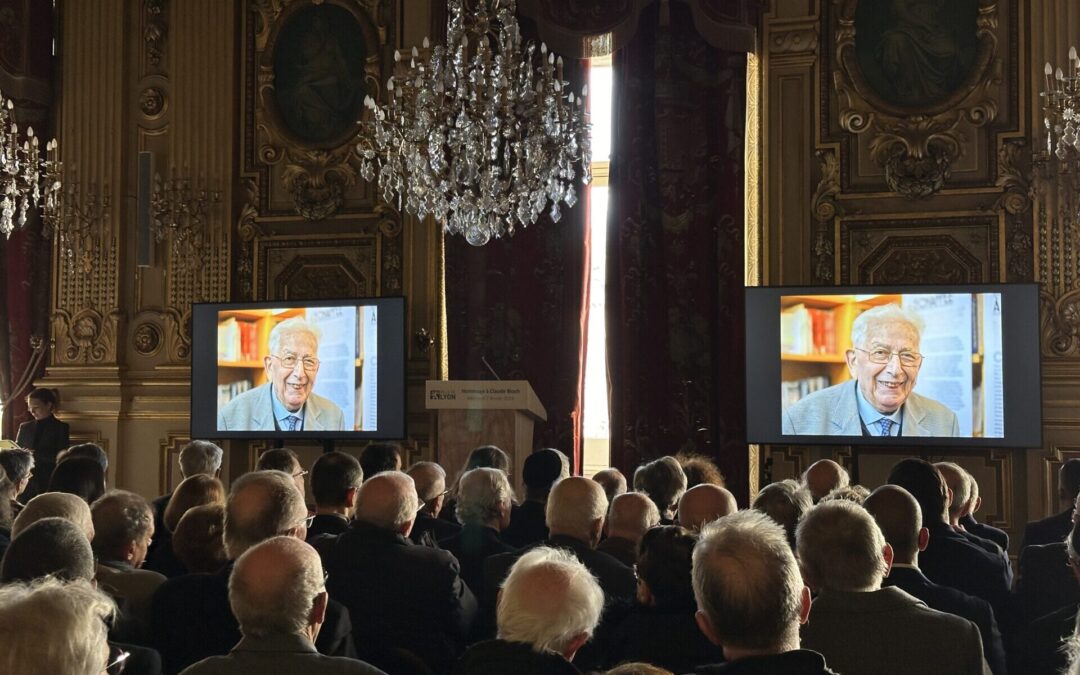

{"left": 606, "top": 2, "right": 749, "bottom": 499}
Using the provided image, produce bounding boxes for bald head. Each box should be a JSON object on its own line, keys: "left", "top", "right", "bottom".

{"left": 354, "top": 471, "right": 419, "bottom": 534}
{"left": 229, "top": 536, "right": 326, "bottom": 639}
{"left": 546, "top": 477, "right": 608, "bottom": 546}
{"left": 607, "top": 492, "right": 661, "bottom": 542}
{"left": 225, "top": 471, "right": 307, "bottom": 559}
{"left": 407, "top": 462, "right": 447, "bottom": 517}
{"left": 934, "top": 462, "right": 969, "bottom": 523}
{"left": 864, "top": 485, "right": 924, "bottom": 564}
{"left": 13, "top": 492, "right": 94, "bottom": 540}
{"left": 802, "top": 460, "right": 850, "bottom": 502}
{"left": 677, "top": 484, "right": 738, "bottom": 532}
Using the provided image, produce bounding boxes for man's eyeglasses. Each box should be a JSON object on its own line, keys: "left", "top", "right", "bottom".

{"left": 853, "top": 347, "right": 923, "bottom": 367}
{"left": 293, "top": 469, "right": 309, "bottom": 479}
{"left": 417, "top": 487, "right": 451, "bottom": 513}
{"left": 106, "top": 646, "right": 131, "bottom": 674}
{"left": 270, "top": 354, "right": 321, "bottom": 372}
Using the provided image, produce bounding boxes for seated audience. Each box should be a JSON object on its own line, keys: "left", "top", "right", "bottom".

{"left": 440, "top": 467, "right": 516, "bottom": 597}
{"left": 1, "top": 517, "right": 95, "bottom": 583}
{"left": 456, "top": 546, "right": 604, "bottom": 675}
{"left": 180, "top": 536, "right": 385, "bottom": 675}
{"left": 408, "top": 460, "right": 461, "bottom": 545}
{"left": 864, "top": 485, "right": 1006, "bottom": 675}
{"left": 317, "top": 471, "right": 476, "bottom": 673}
{"left": 752, "top": 479, "right": 812, "bottom": 549}
{"left": 49, "top": 455, "right": 106, "bottom": 504}
{"left": 308, "top": 451, "right": 364, "bottom": 540}
{"left": 818, "top": 484, "right": 870, "bottom": 504}
{"left": 255, "top": 448, "right": 307, "bottom": 499}
{"left": 12, "top": 490, "right": 94, "bottom": 539}
{"left": 150, "top": 441, "right": 223, "bottom": 560}
{"left": 152, "top": 470, "right": 354, "bottom": 674}
{"left": 358, "top": 442, "right": 402, "bottom": 478}
{"left": 936, "top": 461, "right": 1009, "bottom": 569}
{"left": 633, "top": 456, "right": 687, "bottom": 524}
{"left": 0, "top": 447, "right": 34, "bottom": 517}
{"left": 502, "top": 449, "right": 564, "bottom": 548}
{"left": 801, "top": 459, "right": 849, "bottom": 503}
{"left": 601, "top": 525, "right": 723, "bottom": 673}
{"left": 959, "top": 468, "right": 1009, "bottom": 550}
{"left": 798, "top": 500, "right": 989, "bottom": 675}
{"left": 0, "top": 577, "right": 116, "bottom": 675}
{"left": 592, "top": 468, "right": 628, "bottom": 504}
{"left": 689, "top": 510, "right": 827, "bottom": 673}
{"left": 171, "top": 504, "right": 227, "bottom": 574}
{"left": 1024, "top": 458, "right": 1080, "bottom": 550}
{"left": 676, "top": 484, "right": 738, "bottom": 532}
{"left": 676, "top": 453, "right": 726, "bottom": 489}
{"left": 147, "top": 474, "right": 226, "bottom": 577}
{"left": 597, "top": 492, "right": 660, "bottom": 567}
{"left": 1018, "top": 505, "right": 1080, "bottom": 623}
{"left": 441, "top": 445, "right": 511, "bottom": 525}
{"left": 1022, "top": 519, "right": 1080, "bottom": 675}
{"left": 59, "top": 441, "right": 109, "bottom": 471}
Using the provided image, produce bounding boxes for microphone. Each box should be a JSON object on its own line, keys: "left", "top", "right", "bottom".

{"left": 481, "top": 355, "right": 501, "bottom": 381}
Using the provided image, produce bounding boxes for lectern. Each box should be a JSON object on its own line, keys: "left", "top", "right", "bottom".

{"left": 425, "top": 380, "right": 546, "bottom": 495}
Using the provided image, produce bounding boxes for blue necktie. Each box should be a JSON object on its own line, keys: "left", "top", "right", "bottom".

{"left": 879, "top": 419, "right": 893, "bottom": 436}
{"left": 284, "top": 415, "right": 300, "bottom": 431}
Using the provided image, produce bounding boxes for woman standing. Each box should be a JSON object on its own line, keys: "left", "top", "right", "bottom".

{"left": 15, "top": 388, "right": 69, "bottom": 501}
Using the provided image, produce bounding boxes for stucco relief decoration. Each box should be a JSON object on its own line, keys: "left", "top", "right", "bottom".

{"left": 144, "top": 0, "right": 168, "bottom": 68}
{"left": 51, "top": 308, "right": 122, "bottom": 364}
{"left": 253, "top": 0, "right": 385, "bottom": 220}
{"left": 812, "top": 149, "right": 842, "bottom": 282}
{"left": 832, "top": 0, "right": 1001, "bottom": 199}
{"left": 133, "top": 322, "right": 163, "bottom": 356}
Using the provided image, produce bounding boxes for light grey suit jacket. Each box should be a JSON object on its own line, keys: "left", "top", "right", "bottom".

{"left": 180, "top": 633, "right": 386, "bottom": 675}
{"left": 217, "top": 383, "right": 346, "bottom": 431}
{"left": 801, "top": 587, "right": 990, "bottom": 675}
{"left": 782, "top": 380, "right": 959, "bottom": 437}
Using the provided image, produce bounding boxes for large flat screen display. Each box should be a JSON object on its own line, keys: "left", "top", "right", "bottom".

{"left": 190, "top": 297, "right": 406, "bottom": 440}
{"left": 745, "top": 284, "right": 1041, "bottom": 447}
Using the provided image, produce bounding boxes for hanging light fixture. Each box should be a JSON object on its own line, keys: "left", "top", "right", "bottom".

{"left": 0, "top": 90, "right": 60, "bottom": 238}
{"left": 356, "top": 0, "right": 590, "bottom": 246}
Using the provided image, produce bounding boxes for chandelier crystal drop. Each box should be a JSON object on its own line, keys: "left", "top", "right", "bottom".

{"left": 0, "top": 91, "right": 60, "bottom": 238}
{"left": 356, "top": 0, "right": 591, "bottom": 246}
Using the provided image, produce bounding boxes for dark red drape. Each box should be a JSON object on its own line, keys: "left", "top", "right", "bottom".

{"left": 606, "top": 2, "right": 749, "bottom": 500}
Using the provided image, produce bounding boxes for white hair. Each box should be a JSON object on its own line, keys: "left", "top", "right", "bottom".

{"left": 456, "top": 468, "right": 513, "bottom": 526}
{"left": 850, "top": 303, "right": 924, "bottom": 348}
{"left": 607, "top": 492, "right": 661, "bottom": 537}
{"left": 13, "top": 492, "right": 94, "bottom": 540}
{"left": 497, "top": 546, "right": 604, "bottom": 654}
{"left": 0, "top": 577, "right": 114, "bottom": 675}
{"left": 224, "top": 471, "right": 307, "bottom": 559}
{"left": 934, "top": 462, "right": 971, "bottom": 518}
{"left": 229, "top": 536, "right": 325, "bottom": 638}
{"left": 796, "top": 500, "right": 886, "bottom": 592}
{"left": 268, "top": 317, "right": 321, "bottom": 356}
{"left": 546, "top": 477, "right": 608, "bottom": 542}
{"left": 179, "top": 440, "right": 224, "bottom": 477}
{"left": 354, "top": 471, "right": 419, "bottom": 531}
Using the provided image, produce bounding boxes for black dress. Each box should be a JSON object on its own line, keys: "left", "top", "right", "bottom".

{"left": 15, "top": 414, "right": 70, "bottom": 501}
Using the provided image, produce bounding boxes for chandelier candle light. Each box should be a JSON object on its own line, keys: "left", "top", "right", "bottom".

{"left": 0, "top": 92, "right": 60, "bottom": 238}
{"left": 356, "top": 0, "right": 590, "bottom": 246}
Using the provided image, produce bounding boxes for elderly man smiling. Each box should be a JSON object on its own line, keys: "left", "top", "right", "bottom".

{"left": 218, "top": 317, "right": 346, "bottom": 432}
{"left": 783, "top": 304, "right": 959, "bottom": 437}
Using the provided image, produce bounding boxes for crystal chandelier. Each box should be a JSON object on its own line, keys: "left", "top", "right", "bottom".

{"left": 0, "top": 91, "right": 60, "bottom": 238}
{"left": 356, "top": 0, "right": 590, "bottom": 246}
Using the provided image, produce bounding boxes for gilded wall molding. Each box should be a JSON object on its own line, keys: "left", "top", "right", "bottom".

{"left": 768, "top": 21, "right": 817, "bottom": 55}
{"left": 51, "top": 307, "right": 123, "bottom": 365}
{"left": 143, "top": 0, "right": 169, "bottom": 70}
{"left": 811, "top": 149, "right": 842, "bottom": 283}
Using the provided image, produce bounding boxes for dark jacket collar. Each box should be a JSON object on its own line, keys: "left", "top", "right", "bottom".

{"left": 694, "top": 649, "right": 834, "bottom": 674}
{"left": 233, "top": 632, "right": 318, "bottom": 655}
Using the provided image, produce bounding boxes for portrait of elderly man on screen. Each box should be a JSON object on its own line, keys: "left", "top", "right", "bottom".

{"left": 782, "top": 304, "right": 959, "bottom": 437}
{"left": 218, "top": 317, "right": 346, "bottom": 431}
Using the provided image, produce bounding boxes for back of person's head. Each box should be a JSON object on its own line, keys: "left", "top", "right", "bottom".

{"left": 359, "top": 442, "right": 402, "bottom": 478}
{"left": 456, "top": 467, "right": 513, "bottom": 527}
{"left": 179, "top": 440, "right": 224, "bottom": 478}
{"left": 1062, "top": 459, "right": 1080, "bottom": 502}
{"left": 26, "top": 387, "right": 59, "bottom": 408}
{"left": 818, "top": 484, "right": 870, "bottom": 505}
{"left": 0, "top": 447, "right": 34, "bottom": 493}
{"left": 0, "top": 577, "right": 115, "bottom": 675}
{"left": 636, "top": 525, "right": 698, "bottom": 610}
{"left": 48, "top": 456, "right": 105, "bottom": 505}
{"left": 693, "top": 510, "right": 807, "bottom": 653}
{"left": 607, "top": 492, "right": 661, "bottom": 541}
{"left": 546, "top": 476, "right": 608, "bottom": 545}
{"left": 13, "top": 491, "right": 94, "bottom": 539}
{"left": 465, "top": 445, "right": 510, "bottom": 474}
{"left": 311, "top": 451, "right": 363, "bottom": 508}
{"left": 676, "top": 453, "right": 726, "bottom": 489}
{"left": 173, "top": 503, "right": 228, "bottom": 574}
{"left": 796, "top": 500, "right": 888, "bottom": 593}
{"left": 255, "top": 448, "right": 300, "bottom": 474}
{"left": 887, "top": 458, "right": 948, "bottom": 525}
{"left": 934, "top": 462, "right": 970, "bottom": 519}
{"left": 497, "top": 546, "right": 604, "bottom": 657}
{"left": 752, "top": 479, "right": 812, "bottom": 548}
{"left": 964, "top": 467, "right": 981, "bottom": 510}
{"left": 229, "top": 536, "right": 326, "bottom": 638}
{"left": 353, "top": 471, "right": 418, "bottom": 532}
{"left": 58, "top": 443, "right": 108, "bottom": 472}
{"left": 407, "top": 461, "right": 447, "bottom": 502}
{"left": 864, "top": 485, "right": 924, "bottom": 564}
{"left": 1, "top": 517, "right": 94, "bottom": 583}
{"left": 164, "top": 473, "right": 226, "bottom": 533}
{"left": 801, "top": 459, "right": 849, "bottom": 502}
{"left": 604, "top": 664, "right": 675, "bottom": 675}
{"left": 676, "top": 484, "right": 738, "bottom": 531}
{"left": 90, "top": 490, "right": 153, "bottom": 564}
{"left": 225, "top": 470, "right": 307, "bottom": 559}
{"left": 592, "top": 468, "right": 628, "bottom": 503}
{"left": 634, "top": 456, "right": 688, "bottom": 516}
{"left": 522, "top": 449, "right": 564, "bottom": 495}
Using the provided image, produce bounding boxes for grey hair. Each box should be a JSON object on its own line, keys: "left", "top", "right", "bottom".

{"left": 608, "top": 492, "right": 661, "bottom": 536}
{"left": 633, "top": 457, "right": 688, "bottom": 516}
{"left": 90, "top": 490, "right": 153, "bottom": 562}
{"left": 546, "top": 477, "right": 608, "bottom": 542}
{"left": 934, "top": 462, "right": 971, "bottom": 517}
{"left": 796, "top": 500, "right": 887, "bottom": 593}
{"left": 407, "top": 461, "right": 447, "bottom": 502}
{"left": 0, "top": 577, "right": 115, "bottom": 675}
{"left": 224, "top": 470, "right": 307, "bottom": 559}
{"left": 456, "top": 468, "right": 513, "bottom": 526}
{"left": 179, "top": 440, "right": 224, "bottom": 477}
{"left": 850, "top": 303, "right": 924, "bottom": 349}
{"left": 497, "top": 546, "right": 604, "bottom": 654}
{"left": 693, "top": 510, "right": 803, "bottom": 651}
{"left": 229, "top": 536, "right": 325, "bottom": 639}
{"left": 354, "top": 471, "right": 419, "bottom": 531}
{"left": 268, "top": 317, "right": 321, "bottom": 356}
{"left": 12, "top": 492, "right": 94, "bottom": 540}
{"left": 752, "top": 480, "right": 813, "bottom": 541}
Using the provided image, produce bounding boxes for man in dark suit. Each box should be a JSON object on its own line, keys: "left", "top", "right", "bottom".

{"left": 315, "top": 471, "right": 476, "bottom": 674}
{"left": 1022, "top": 519, "right": 1080, "bottom": 675}
{"left": 865, "top": 484, "right": 1006, "bottom": 675}
{"left": 151, "top": 471, "right": 355, "bottom": 675}
{"left": 960, "top": 468, "right": 1009, "bottom": 551}
{"left": 1023, "top": 458, "right": 1080, "bottom": 550}
{"left": 936, "top": 462, "right": 1013, "bottom": 587}
{"left": 406, "top": 461, "right": 460, "bottom": 545}
{"left": 501, "top": 449, "right": 564, "bottom": 548}
{"left": 307, "top": 451, "right": 363, "bottom": 541}
{"left": 596, "top": 492, "right": 659, "bottom": 568}
{"left": 439, "top": 467, "right": 516, "bottom": 597}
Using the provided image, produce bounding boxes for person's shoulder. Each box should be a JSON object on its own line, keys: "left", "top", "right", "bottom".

{"left": 787, "top": 381, "right": 850, "bottom": 412}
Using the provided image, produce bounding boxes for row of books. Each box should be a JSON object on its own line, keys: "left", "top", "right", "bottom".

{"left": 217, "top": 379, "right": 252, "bottom": 407}
{"left": 781, "top": 376, "right": 831, "bottom": 409}
{"left": 781, "top": 304, "right": 837, "bottom": 355}
{"left": 218, "top": 318, "right": 260, "bottom": 362}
